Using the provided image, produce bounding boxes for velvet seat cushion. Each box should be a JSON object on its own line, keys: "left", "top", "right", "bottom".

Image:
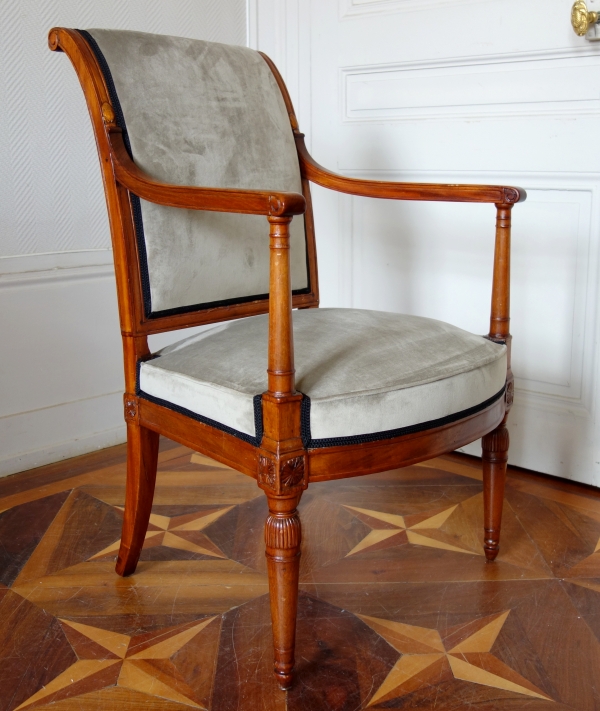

{"left": 138, "top": 309, "right": 506, "bottom": 447}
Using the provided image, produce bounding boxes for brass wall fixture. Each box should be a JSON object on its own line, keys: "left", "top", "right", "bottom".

{"left": 572, "top": 0, "right": 599, "bottom": 36}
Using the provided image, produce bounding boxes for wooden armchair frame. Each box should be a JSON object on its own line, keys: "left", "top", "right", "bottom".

{"left": 50, "top": 27, "right": 525, "bottom": 691}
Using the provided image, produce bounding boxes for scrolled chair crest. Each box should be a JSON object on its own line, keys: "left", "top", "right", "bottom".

{"left": 48, "top": 29, "right": 60, "bottom": 51}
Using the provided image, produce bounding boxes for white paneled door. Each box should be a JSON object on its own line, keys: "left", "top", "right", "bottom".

{"left": 257, "top": 0, "right": 600, "bottom": 485}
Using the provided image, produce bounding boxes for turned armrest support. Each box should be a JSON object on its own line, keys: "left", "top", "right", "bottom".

{"left": 109, "top": 132, "right": 306, "bottom": 217}
{"left": 259, "top": 216, "right": 304, "bottom": 453}
{"left": 296, "top": 135, "right": 525, "bottom": 205}
{"left": 490, "top": 205, "right": 512, "bottom": 343}
{"left": 489, "top": 204, "right": 514, "bottom": 408}
{"left": 267, "top": 216, "right": 296, "bottom": 399}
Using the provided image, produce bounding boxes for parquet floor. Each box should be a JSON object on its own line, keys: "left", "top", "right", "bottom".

{"left": 1, "top": 440, "right": 599, "bottom": 711}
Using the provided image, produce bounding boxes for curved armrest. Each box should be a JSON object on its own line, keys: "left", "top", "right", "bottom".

{"left": 109, "top": 132, "right": 306, "bottom": 217}
{"left": 296, "top": 134, "right": 525, "bottom": 205}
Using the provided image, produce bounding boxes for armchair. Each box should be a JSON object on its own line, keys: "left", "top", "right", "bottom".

{"left": 49, "top": 27, "right": 525, "bottom": 691}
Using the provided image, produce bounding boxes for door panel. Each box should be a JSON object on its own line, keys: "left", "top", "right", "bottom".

{"left": 254, "top": 0, "right": 600, "bottom": 485}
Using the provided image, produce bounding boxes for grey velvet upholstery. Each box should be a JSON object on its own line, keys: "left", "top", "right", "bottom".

{"left": 139, "top": 309, "right": 507, "bottom": 442}
{"left": 86, "top": 29, "right": 308, "bottom": 315}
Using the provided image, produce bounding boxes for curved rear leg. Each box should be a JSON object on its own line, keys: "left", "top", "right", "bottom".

{"left": 116, "top": 420, "right": 159, "bottom": 576}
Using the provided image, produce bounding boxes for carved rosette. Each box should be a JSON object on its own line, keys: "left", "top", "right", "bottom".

{"left": 123, "top": 395, "right": 138, "bottom": 423}
{"left": 482, "top": 425, "right": 509, "bottom": 454}
{"left": 258, "top": 456, "right": 277, "bottom": 490}
{"left": 265, "top": 512, "right": 301, "bottom": 550}
{"left": 280, "top": 457, "right": 305, "bottom": 489}
{"left": 258, "top": 454, "right": 307, "bottom": 494}
{"left": 502, "top": 187, "right": 520, "bottom": 204}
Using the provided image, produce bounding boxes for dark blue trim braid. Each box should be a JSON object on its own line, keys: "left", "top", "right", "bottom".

{"left": 135, "top": 354, "right": 161, "bottom": 396}
{"left": 300, "top": 385, "right": 506, "bottom": 449}
{"left": 136, "top": 353, "right": 503, "bottom": 450}
{"left": 146, "top": 288, "right": 311, "bottom": 321}
{"left": 252, "top": 394, "right": 264, "bottom": 443}
{"left": 77, "top": 29, "right": 311, "bottom": 320}
{"left": 137, "top": 391, "right": 264, "bottom": 446}
{"left": 78, "top": 30, "right": 153, "bottom": 318}
{"left": 300, "top": 395, "right": 312, "bottom": 448}
{"left": 79, "top": 30, "right": 152, "bottom": 314}
{"left": 135, "top": 356, "right": 264, "bottom": 446}
{"left": 77, "top": 32, "right": 131, "bottom": 153}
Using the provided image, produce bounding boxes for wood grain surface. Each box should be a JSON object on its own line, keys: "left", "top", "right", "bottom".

{"left": 0, "top": 440, "right": 599, "bottom": 710}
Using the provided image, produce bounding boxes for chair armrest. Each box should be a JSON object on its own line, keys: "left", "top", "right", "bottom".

{"left": 109, "top": 132, "right": 306, "bottom": 217}
{"left": 296, "top": 134, "right": 526, "bottom": 205}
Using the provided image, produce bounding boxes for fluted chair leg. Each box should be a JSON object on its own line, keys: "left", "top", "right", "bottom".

{"left": 116, "top": 421, "right": 160, "bottom": 576}
{"left": 482, "top": 419, "right": 509, "bottom": 561}
{"left": 265, "top": 492, "right": 302, "bottom": 690}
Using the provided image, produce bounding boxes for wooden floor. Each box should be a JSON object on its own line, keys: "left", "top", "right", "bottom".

{"left": 1, "top": 440, "right": 599, "bottom": 710}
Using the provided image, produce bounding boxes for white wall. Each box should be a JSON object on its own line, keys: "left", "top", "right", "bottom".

{"left": 0, "top": 0, "right": 247, "bottom": 477}
{"left": 248, "top": 0, "right": 342, "bottom": 308}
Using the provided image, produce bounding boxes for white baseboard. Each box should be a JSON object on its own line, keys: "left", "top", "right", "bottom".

{"left": 0, "top": 252, "right": 127, "bottom": 479}
{"left": 0, "top": 391, "right": 127, "bottom": 478}
{"left": 0, "top": 249, "right": 113, "bottom": 275}
{"left": 0, "top": 251, "right": 211, "bottom": 480}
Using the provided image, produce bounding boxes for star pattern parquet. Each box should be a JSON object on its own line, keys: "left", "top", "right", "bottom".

{"left": 1, "top": 440, "right": 599, "bottom": 710}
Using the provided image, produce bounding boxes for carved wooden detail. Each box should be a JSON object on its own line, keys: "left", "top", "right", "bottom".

{"left": 502, "top": 187, "right": 522, "bottom": 204}
{"left": 482, "top": 424, "right": 510, "bottom": 455}
{"left": 101, "top": 101, "right": 116, "bottom": 125}
{"left": 280, "top": 456, "right": 305, "bottom": 490}
{"left": 265, "top": 511, "right": 302, "bottom": 550}
{"left": 123, "top": 395, "right": 139, "bottom": 423}
{"left": 264, "top": 495, "right": 302, "bottom": 690}
{"left": 48, "top": 30, "right": 59, "bottom": 51}
{"left": 258, "top": 454, "right": 307, "bottom": 494}
{"left": 258, "top": 455, "right": 277, "bottom": 490}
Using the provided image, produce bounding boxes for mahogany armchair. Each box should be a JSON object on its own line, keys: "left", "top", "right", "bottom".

{"left": 49, "top": 28, "right": 525, "bottom": 690}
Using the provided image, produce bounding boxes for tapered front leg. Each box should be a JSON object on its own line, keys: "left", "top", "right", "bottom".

{"left": 260, "top": 214, "right": 306, "bottom": 688}
{"left": 116, "top": 408, "right": 159, "bottom": 576}
{"left": 265, "top": 492, "right": 302, "bottom": 690}
{"left": 482, "top": 419, "right": 509, "bottom": 561}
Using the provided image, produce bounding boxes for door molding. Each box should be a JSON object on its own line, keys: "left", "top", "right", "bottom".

{"left": 340, "top": 0, "right": 484, "bottom": 18}
{"left": 342, "top": 54, "right": 600, "bottom": 123}
{"left": 341, "top": 169, "right": 600, "bottom": 422}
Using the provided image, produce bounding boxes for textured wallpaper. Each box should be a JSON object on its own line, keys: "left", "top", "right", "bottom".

{"left": 0, "top": 0, "right": 246, "bottom": 257}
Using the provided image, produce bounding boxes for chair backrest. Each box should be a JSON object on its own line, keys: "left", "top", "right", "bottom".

{"left": 80, "top": 29, "right": 317, "bottom": 323}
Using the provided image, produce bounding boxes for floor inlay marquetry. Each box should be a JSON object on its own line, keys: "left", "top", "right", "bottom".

{"left": 343, "top": 499, "right": 483, "bottom": 556}
{"left": 1, "top": 440, "right": 599, "bottom": 710}
{"left": 359, "top": 610, "right": 552, "bottom": 705}
{"left": 15, "top": 615, "right": 221, "bottom": 710}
